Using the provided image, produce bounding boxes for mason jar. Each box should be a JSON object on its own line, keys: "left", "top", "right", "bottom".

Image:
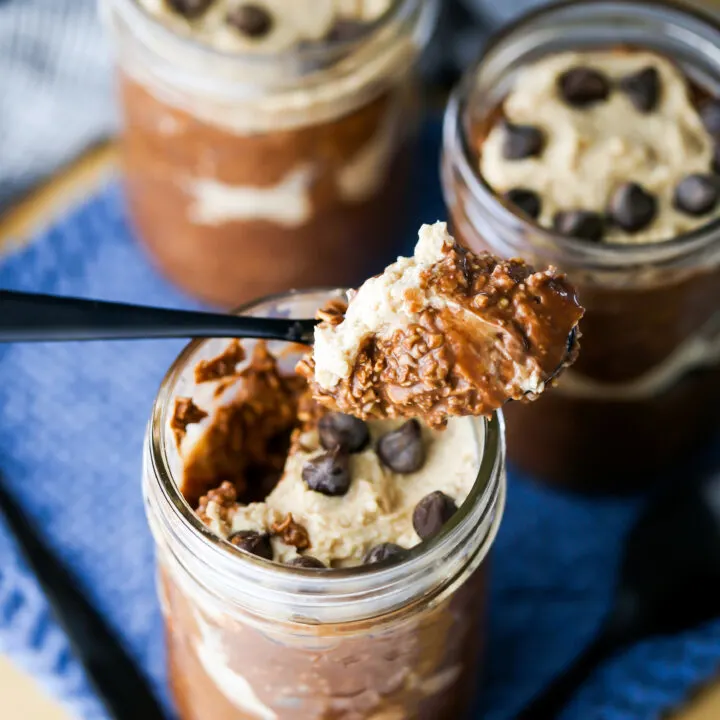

{"left": 442, "top": 0, "right": 720, "bottom": 493}
{"left": 143, "top": 288, "right": 506, "bottom": 719}
{"left": 101, "top": 0, "right": 438, "bottom": 307}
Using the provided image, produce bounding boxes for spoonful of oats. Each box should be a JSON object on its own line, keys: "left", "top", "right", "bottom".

{"left": 297, "top": 222, "right": 584, "bottom": 428}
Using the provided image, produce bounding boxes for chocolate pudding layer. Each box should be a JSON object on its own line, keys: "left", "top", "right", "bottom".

{"left": 442, "top": 1, "right": 720, "bottom": 491}
{"left": 162, "top": 562, "right": 488, "bottom": 720}
{"left": 106, "top": 0, "right": 436, "bottom": 306}
{"left": 145, "top": 289, "right": 505, "bottom": 720}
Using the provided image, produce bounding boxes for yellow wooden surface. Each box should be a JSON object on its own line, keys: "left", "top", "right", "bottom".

{"left": 0, "top": 143, "right": 118, "bottom": 249}
{"left": 1, "top": 142, "right": 719, "bottom": 720}
{"left": 0, "top": 656, "right": 71, "bottom": 720}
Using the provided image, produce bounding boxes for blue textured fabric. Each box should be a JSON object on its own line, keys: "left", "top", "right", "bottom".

{"left": 1, "top": 127, "right": 720, "bottom": 720}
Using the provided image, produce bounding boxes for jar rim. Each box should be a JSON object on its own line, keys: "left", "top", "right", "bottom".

{"left": 443, "top": 0, "right": 720, "bottom": 269}
{"left": 102, "top": 0, "right": 431, "bottom": 69}
{"left": 145, "top": 287, "right": 505, "bottom": 622}
{"left": 103, "top": 0, "right": 438, "bottom": 132}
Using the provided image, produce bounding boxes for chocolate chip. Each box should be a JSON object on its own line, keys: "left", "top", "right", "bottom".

{"left": 713, "top": 144, "right": 720, "bottom": 175}
{"left": 288, "top": 556, "right": 326, "bottom": 569}
{"left": 502, "top": 121, "right": 545, "bottom": 160}
{"left": 558, "top": 67, "right": 610, "bottom": 108}
{"left": 318, "top": 413, "right": 369, "bottom": 454}
{"left": 504, "top": 188, "right": 542, "bottom": 219}
{"left": 302, "top": 448, "right": 352, "bottom": 496}
{"left": 701, "top": 100, "right": 720, "bottom": 137}
{"left": 167, "top": 0, "right": 214, "bottom": 18}
{"left": 364, "top": 543, "right": 406, "bottom": 565}
{"left": 226, "top": 3, "right": 273, "bottom": 37}
{"left": 673, "top": 174, "right": 720, "bottom": 216}
{"left": 228, "top": 531, "right": 273, "bottom": 560}
{"left": 553, "top": 211, "right": 605, "bottom": 242}
{"left": 618, "top": 66, "right": 660, "bottom": 113}
{"left": 412, "top": 491, "right": 458, "bottom": 540}
{"left": 376, "top": 420, "right": 426, "bottom": 474}
{"left": 608, "top": 182, "right": 657, "bottom": 232}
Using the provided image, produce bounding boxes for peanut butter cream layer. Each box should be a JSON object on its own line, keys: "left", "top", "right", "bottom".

{"left": 479, "top": 50, "right": 720, "bottom": 244}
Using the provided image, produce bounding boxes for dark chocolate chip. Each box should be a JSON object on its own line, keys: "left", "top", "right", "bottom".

{"left": 226, "top": 3, "right": 273, "bottom": 37}
{"left": 701, "top": 100, "right": 720, "bottom": 137}
{"left": 713, "top": 144, "right": 720, "bottom": 175}
{"left": 607, "top": 182, "right": 657, "bottom": 232}
{"left": 557, "top": 67, "right": 610, "bottom": 108}
{"left": 504, "top": 188, "right": 542, "bottom": 219}
{"left": 553, "top": 210, "right": 605, "bottom": 242}
{"left": 167, "top": 0, "right": 214, "bottom": 18}
{"left": 364, "top": 543, "right": 406, "bottom": 565}
{"left": 228, "top": 531, "right": 273, "bottom": 560}
{"left": 318, "top": 413, "right": 369, "bottom": 454}
{"left": 288, "top": 555, "right": 326, "bottom": 569}
{"left": 618, "top": 66, "right": 660, "bottom": 113}
{"left": 376, "top": 420, "right": 426, "bottom": 474}
{"left": 302, "top": 448, "right": 352, "bottom": 496}
{"left": 412, "top": 491, "right": 458, "bottom": 540}
{"left": 673, "top": 174, "right": 720, "bottom": 216}
{"left": 502, "top": 121, "right": 545, "bottom": 161}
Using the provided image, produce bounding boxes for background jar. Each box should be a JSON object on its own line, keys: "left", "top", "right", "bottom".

{"left": 144, "top": 288, "right": 506, "bottom": 720}
{"left": 442, "top": 0, "right": 720, "bottom": 493}
{"left": 102, "top": 1, "right": 438, "bottom": 308}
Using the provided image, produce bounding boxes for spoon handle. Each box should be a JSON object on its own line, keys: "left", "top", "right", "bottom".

{"left": 0, "top": 290, "right": 316, "bottom": 344}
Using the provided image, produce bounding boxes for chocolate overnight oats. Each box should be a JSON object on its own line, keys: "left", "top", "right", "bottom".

{"left": 143, "top": 229, "right": 581, "bottom": 718}
{"left": 147, "top": 293, "right": 501, "bottom": 720}
{"left": 298, "top": 222, "right": 583, "bottom": 427}
{"left": 103, "top": 0, "right": 437, "bottom": 306}
{"left": 442, "top": 0, "right": 720, "bottom": 491}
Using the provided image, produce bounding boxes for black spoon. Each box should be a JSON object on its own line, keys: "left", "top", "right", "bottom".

{"left": 0, "top": 289, "right": 578, "bottom": 367}
{"left": 0, "top": 289, "right": 578, "bottom": 393}
{"left": 0, "top": 476, "right": 165, "bottom": 719}
{"left": 0, "top": 290, "right": 317, "bottom": 344}
{"left": 518, "top": 468, "right": 720, "bottom": 719}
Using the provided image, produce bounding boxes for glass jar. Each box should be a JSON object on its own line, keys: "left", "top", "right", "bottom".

{"left": 143, "top": 288, "right": 506, "bottom": 719}
{"left": 102, "top": 0, "right": 438, "bottom": 308}
{"left": 442, "top": 0, "right": 720, "bottom": 493}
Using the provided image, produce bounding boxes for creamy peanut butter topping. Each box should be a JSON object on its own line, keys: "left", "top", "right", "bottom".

{"left": 298, "top": 222, "right": 583, "bottom": 428}
{"left": 137, "top": 0, "right": 394, "bottom": 53}
{"left": 479, "top": 50, "right": 720, "bottom": 244}
{"left": 173, "top": 339, "right": 481, "bottom": 568}
{"left": 211, "top": 416, "right": 478, "bottom": 567}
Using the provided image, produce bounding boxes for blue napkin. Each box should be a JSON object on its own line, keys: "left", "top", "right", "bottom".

{"left": 2, "top": 125, "right": 720, "bottom": 720}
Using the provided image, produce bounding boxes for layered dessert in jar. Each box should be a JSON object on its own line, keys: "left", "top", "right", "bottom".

{"left": 144, "top": 224, "right": 582, "bottom": 719}
{"left": 442, "top": 0, "right": 720, "bottom": 492}
{"left": 102, "top": 0, "right": 437, "bottom": 307}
